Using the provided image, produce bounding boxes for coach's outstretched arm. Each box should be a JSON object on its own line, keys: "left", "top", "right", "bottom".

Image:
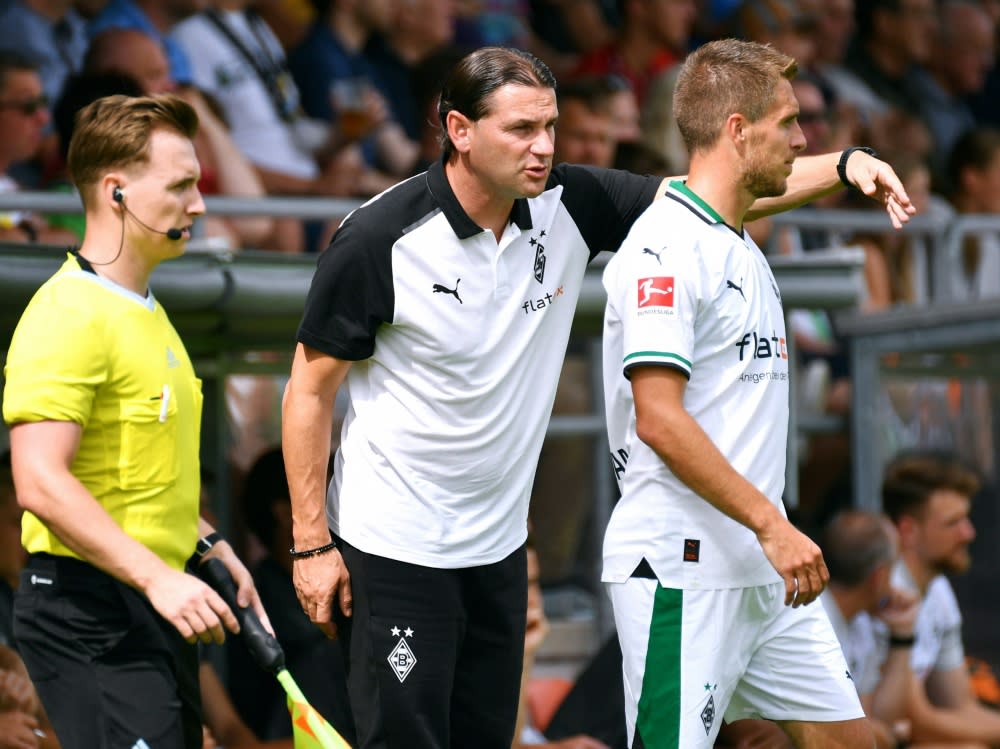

{"left": 282, "top": 343, "right": 353, "bottom": 639}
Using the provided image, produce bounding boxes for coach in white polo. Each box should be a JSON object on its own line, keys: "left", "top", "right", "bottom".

{"left": 282, "top": 43, "right": 912, "bottom": 749}
{"left": 601, "top": 40, "right": 874, "bottom": 749}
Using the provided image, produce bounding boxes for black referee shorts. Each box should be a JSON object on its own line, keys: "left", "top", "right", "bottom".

{"left": 13, "top": 553, "right": 202, "bottom": 749}
{"left": 336, "top": 537, "right": 528, "bottom": 749}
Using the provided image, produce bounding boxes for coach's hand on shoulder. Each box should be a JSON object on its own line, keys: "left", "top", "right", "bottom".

{"left": 756, "top": 517, "right": 829, "bottom": 608}
{"left": 146, "top": 568, "right": 241, "bottom": 645}
{"left": 293, "top": 548, "right": 352, "bottom": 640}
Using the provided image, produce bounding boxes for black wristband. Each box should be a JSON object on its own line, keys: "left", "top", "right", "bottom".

{"left": 889, "top": 633, "right": 916, "bottom": 648}
{"left": 837, "top": 146, "right": 877, "bottom": 189}
{"left": 191, "top": 531, "right": 223, "bottom": 564}
{"left": 289, "top": 540, "right": 338, "bottom": 559}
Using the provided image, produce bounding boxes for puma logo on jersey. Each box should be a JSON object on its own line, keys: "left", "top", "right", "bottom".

{"left": 432, "top": 279, "right": 462, "bottom": 304}
{"left": 642, "top": 247, "right": 663, "bottom": 265}
{"left": 726, "top": 278, "right": 745, "bottom": 301}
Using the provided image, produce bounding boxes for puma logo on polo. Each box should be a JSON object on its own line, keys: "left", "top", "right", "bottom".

{"left": 432, "top": 278, "right": 462, "bottom": 304}
{"left": 726, "top": 278, "right": 745, "bottom": 301}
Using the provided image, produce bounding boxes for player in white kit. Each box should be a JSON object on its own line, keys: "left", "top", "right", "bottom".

{"left": 601, "top": 39, "right": 874, "bottom": 749}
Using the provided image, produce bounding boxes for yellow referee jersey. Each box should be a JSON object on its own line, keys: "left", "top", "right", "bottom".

{"left": 3, "top": 254, "right": 202, "bottom": 570}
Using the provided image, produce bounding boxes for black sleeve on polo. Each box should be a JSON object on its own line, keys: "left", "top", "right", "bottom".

{"left": 297, "top": 212, "right": 396, "bottom": 361}
{"left": 552, "top": 164, "right": 661, "bottom": 262}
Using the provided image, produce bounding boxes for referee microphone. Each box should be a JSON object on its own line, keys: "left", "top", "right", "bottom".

{"left": 113, "top": 186, "right": 184, "bottom": 241}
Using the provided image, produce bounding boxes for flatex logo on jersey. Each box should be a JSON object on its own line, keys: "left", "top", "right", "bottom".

{"left": 735, "top": 331, "right": 788, "bottom": 361}
{"left": 637, "top": 276, "right": 675, "bottom": 315}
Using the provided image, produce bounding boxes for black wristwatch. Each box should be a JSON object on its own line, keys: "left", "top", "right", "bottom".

{"left": 192, "top": 531, "right": 224, "bottom": 563}
{"left": 837, "top": 146, "right": 877, "bottom": 189}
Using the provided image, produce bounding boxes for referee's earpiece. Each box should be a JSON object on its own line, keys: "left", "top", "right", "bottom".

{"left": 113, "top": 186, "right": 124, "bottom": 203}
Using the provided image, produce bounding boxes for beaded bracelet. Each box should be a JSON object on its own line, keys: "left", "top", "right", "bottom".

{"left": 289, "top": 541, "right": 338, "bottom": 559}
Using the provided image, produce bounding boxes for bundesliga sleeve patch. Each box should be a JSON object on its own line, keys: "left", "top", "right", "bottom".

{"left": 637, "top": 277, "right": 674, "bottom": 308}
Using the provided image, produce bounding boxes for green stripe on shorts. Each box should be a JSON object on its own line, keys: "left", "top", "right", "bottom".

{"left": 637, "top": 586, "right": 683, "bottom": 747}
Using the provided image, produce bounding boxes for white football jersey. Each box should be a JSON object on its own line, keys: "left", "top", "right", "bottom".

{"left": 602, "top": 180, "right": 790, "bottom": 589}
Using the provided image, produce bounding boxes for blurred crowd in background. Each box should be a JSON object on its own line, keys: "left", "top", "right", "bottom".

{"left": 0, "top": 0, "right": 997, "bottom": 270}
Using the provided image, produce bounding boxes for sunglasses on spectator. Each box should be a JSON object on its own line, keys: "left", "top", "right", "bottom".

{"left": 0, "top": 95, "right": 49, "bottom": 116}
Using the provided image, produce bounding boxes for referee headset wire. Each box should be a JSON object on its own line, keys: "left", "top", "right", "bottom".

{"left": 80, "top": 185, "right": 182, "bottom": 267}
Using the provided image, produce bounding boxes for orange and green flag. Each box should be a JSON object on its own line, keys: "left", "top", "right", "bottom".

{"left": 278, "top": 669, "right": 353, "bottom": 749}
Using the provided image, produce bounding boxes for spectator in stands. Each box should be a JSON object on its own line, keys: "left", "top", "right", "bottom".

{"left": 553, "top": 76, "right": 617, "bottom": 168}
{"left": 529, "top": 0, "right": 618, "bottom": 60}
{"left": 367, "top": 0, "right": 455, "bottom": 146}
{"left": 637, "top": 64, "right": 686, "bottom": 175}
{"left": 252, "top": 0, "right": 315, "bottom": 49}
{"left": 44, "top": 70, "right": 144, "bottom": 238}
{"left": 571, "top": 0, "right": 696, "bottom": 108}
{"left": 912, "top": 0, "right": 995, "bottom": 185}
{"left": 88, "top": 0, "right": 203, "bottom": 85}
{"left": 171, "top": 0, "right": 367, "bottom": 250}
{"left": 819, "top": 510, "right": 923, "bottom": 749}
{"left": 0, "top": 51, "right": 77, "bottom": 244}
{"left": 841, "top": 0, "right": 937, "bottom": 121}
{"left": 882, "top": 449, "right": 1000, "bottom": 746}
{"left": 234, "top": 447, "right": 357, "bottom": 744}
{"left": 287, "top": 0, "right": 421, "bottom": 189}
{"left": 602, "top": 74, "right": 640, "bottom": 148}
{"left": 83, "top": 27, "right": 281, "bottom": 251}
{"left": 810, "top": 0, "right": 855, "bottom": 77}
{"left": 0, "top": 0, "right": 89, "bottom": 108}
{"left": 731, "top": 0, "right": 818, "bottom": 71}
{"left": 941, "top": 128, "right": 1000, "bottom": 299}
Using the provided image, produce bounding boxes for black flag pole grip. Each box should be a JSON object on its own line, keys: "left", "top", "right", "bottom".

{"left": 198, "top": 557, "right": 286, "bottom": 674}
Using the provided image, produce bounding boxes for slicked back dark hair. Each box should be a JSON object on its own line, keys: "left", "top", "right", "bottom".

{"left": 437, "top": 46, "right": 556, "bottom": 160}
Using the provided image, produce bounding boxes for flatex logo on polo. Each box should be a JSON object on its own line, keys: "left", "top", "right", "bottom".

{"left": 166, "top": 347, "right": 181, "bottom": 368}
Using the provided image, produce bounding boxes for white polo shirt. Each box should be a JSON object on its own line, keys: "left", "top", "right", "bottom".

{"left": 602, "top": 180, "right": 790, "bottom": 590}
{"left": 298, "top": 159, "right": 659, "bottom": 567}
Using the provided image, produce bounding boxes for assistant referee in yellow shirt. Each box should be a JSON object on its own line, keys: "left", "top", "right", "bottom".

{"left": 3, "top": 93, "right": 269, "bottom": 749}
